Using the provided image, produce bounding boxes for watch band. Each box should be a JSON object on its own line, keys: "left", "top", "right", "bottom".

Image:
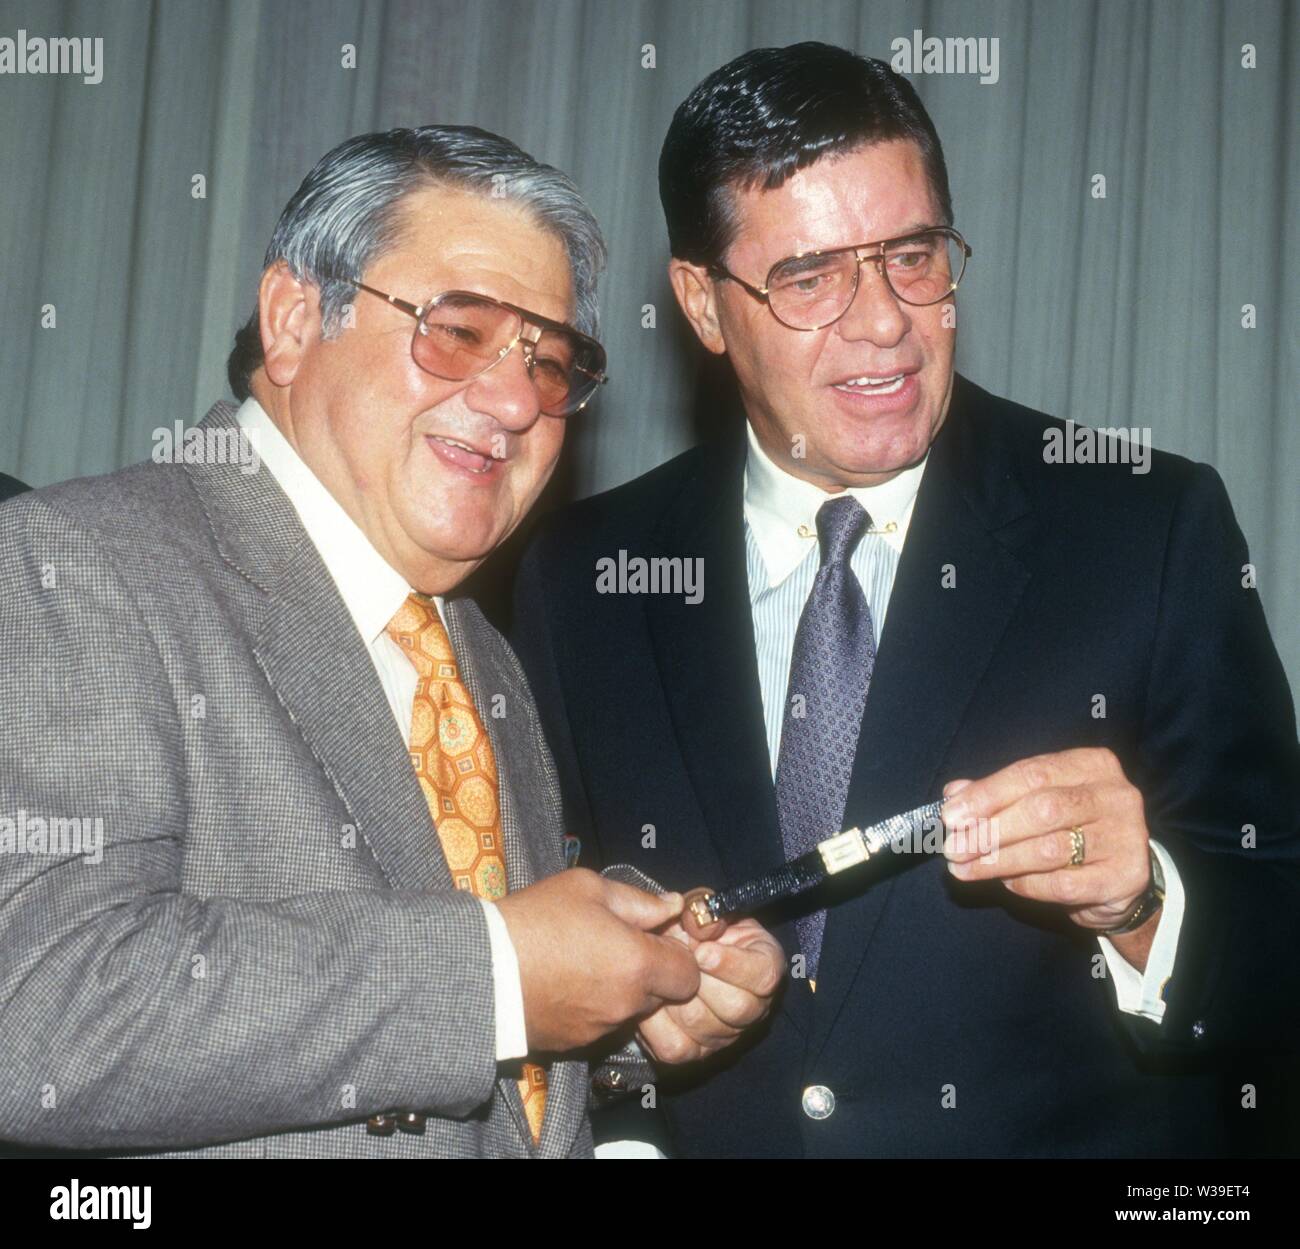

{"left": 1098, "top": 849, "right": 1166, "bottom": 936}
{"left": 694, "top": 799, "right": 947, "bottom": 926}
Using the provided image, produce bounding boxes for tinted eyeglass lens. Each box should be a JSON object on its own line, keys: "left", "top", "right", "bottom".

{"left": 531, "top": 328, "right": 605, "bottom": 416}
{"left": 415, "top": 293, "right": 603, "bottom": 416}
{"left": 415, "top": 293, "right": 518, "bottom": 379}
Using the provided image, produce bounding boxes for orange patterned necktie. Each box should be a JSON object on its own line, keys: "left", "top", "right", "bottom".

{"left": 386, "top": 593, "right": 547, "bottom": 1143}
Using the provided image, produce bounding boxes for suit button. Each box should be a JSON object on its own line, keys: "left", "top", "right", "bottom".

{"left": 802, "top": 1085, "right": 835, "bottom": 1120}
{"left": 1191, "top": 1020, "right": 1206, "bottom": 1040}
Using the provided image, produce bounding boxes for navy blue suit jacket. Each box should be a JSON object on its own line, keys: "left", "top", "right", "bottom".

{"left": 512, "top": 374, "right": 1300, "bottom": 1157}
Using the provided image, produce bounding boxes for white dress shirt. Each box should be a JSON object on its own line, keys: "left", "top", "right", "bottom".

{"left": 741, "top": 421, "right": 1183, "bottom": 1022}
{"left": 235, "top": 397, "right": 529, "bottom": 1062}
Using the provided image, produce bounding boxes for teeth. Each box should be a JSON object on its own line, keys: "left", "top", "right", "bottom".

{"left": 432, "top": 435, "right": 494, "bottom": 473}
{"left": 836, "top": 373, "right": 907, "bottom": 395}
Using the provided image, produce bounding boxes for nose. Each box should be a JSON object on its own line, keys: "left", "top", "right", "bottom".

{"left": 833, "top": 254, "right": 910, "bottom": 349}
{"left": 462, "top": 336, "right": 544, "bottom": 432}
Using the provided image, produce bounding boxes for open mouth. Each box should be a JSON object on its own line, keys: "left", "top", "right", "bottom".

{"left": 426, "top": 434, "right": 500, "bottom": 475}
{"left": 832, "top": 372, "right": 912, "bottom": 396}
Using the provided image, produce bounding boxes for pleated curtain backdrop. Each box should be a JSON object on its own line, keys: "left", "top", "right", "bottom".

{"left": 0, "top": 0, "right": 1295, "bottom": 695}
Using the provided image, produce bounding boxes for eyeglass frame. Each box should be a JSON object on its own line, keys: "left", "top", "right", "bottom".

{"left": 343, "top": 278, "right": 609, "bottom": 416}
{"left": 707, "top": 225, "right": 972, "bottom": 330}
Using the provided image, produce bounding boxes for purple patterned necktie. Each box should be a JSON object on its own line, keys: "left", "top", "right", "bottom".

{"left": 774, "top": 495, "right": 876, "bottom": 978}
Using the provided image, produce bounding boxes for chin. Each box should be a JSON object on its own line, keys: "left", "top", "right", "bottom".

{"left": 401, "top": 510, "right": 499, "bottom": 565}
{"left": 826, "top": 432, "right": 930, "bottom": 479}
{"left": 430, "top": 529, "right": 502, "bottom": 565}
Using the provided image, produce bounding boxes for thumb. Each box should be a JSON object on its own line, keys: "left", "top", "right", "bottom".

{"left": 603, "top": 879, "right": 684, "bottom": 930}
{"left": 640, "top": 931, "right": 702, "bottom": 1003}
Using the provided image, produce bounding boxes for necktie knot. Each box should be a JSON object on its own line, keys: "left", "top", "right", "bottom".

{"left": 816, "top": 495, "right": 871, "bottom": 567}
{"left": 386, "top": 593, "right": 457, "bottom": 679}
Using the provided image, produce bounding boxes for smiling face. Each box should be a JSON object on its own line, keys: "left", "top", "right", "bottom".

{"left": 670, "top": 139, "right": 957, "bottom": 489}
{"left": 253, "top": 183, "right": 575, "bottom": 593}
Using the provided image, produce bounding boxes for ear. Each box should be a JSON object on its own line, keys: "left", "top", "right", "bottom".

{"left": 257, "top": 260, "right": 319, "bottom": 387}
{"left": 668, "top": 259, "right": 727, "bottom": 356}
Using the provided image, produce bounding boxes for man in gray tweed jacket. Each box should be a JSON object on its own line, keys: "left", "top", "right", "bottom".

{"left": 0, "top": 126, "right": 783, "bottom": 1159}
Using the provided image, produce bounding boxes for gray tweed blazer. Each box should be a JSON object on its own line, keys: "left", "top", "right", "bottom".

{"left": 0, "top": 400, "right": 594, "bottom": 1158}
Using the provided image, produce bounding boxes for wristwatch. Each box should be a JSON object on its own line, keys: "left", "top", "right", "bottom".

{"left": 1098, "top": 848, "right": 1165, "bottom": 936}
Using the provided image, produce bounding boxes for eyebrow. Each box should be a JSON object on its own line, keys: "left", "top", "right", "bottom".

{"left": 774, "top": 222, "right": 943, "bottom": 267}
{"left": 773, "top": 252, "right": 843, "bottom": 277}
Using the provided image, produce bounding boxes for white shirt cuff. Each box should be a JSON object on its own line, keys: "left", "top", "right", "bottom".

{"left": 478, "top": 898, "right": 529, "bottom": 1062}
{"left": 595, "top": 1140, "right": 667, "bottom": 1159}
{"left": 1097, "top": 839, "right": 1185, "bottom": 1023}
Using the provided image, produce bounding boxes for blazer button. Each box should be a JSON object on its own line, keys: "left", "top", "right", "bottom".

{"left": 395, "top": 1111, "right": 426, "bottom": 1134}
{"left": 366, "top": 1113, "right": 398, "bottom": 1136}
{"left": 802, "top": 1085, "right": 835, "bottom": 1120}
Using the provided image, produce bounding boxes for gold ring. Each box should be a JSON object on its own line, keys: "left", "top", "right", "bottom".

{"left": 1068, "top": 826, "right": 1086, "bottom": 867}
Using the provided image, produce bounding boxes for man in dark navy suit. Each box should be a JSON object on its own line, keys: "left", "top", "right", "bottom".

{"left": 511, "top": 44, "right": 1300, "bottom": 1157}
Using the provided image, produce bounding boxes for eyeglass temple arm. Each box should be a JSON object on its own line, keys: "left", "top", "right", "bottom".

{"left": 709, "top": 264, "right": 771, "bottom": 302}
{"left": 347, "top": 279, "right": 425, "bottom": 320}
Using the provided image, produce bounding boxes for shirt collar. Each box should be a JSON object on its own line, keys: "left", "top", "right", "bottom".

{"left": 742, "top": 420, "right": 929, "bottom": 588}
{"left": 235, "top": 396, "right": 417, "bottom": 643}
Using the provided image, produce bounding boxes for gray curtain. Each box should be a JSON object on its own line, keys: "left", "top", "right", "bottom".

{"left": 1, "top": 0, "right": 1296, "bottom": 698}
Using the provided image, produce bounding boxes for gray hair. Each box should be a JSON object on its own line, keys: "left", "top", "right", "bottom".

{"left": 227, "top": 125, "right": 606, "bottom": 400}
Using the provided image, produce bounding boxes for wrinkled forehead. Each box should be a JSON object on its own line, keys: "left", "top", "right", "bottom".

{"left": 377, "top": 184, "right": 577, "bottom": 326}
{"left": 722, "top": 139, "right": 942, "bottom": 269}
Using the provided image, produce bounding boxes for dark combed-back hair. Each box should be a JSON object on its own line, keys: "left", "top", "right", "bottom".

{"left": 226, "top": 124, "right": 606, "bottom": 401}
{"left": 659, "top": 42, "right": 953, "bottom": 266}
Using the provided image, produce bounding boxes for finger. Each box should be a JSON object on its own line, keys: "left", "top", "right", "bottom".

{"left": 694, "top": 925, "right": 783, "bottom": 996}
{"left": 942, "top": 749, "right": 1117, "bottom": 825}
{"left": 656, "top": 919, "right": 696, "bottom": 948}
{"left": 997, "top": 864, "right": 1116, "bottom": 908}
{"left": 638, "top": 931, "right": 702, "bottom": 1004}
{"left": 637, "top": 1003, "right": 737, "bottom": 1064}
{"left": 945, "top": 784, "right": 1100, "bottom": 861}
{"left": 604, "top": 879, "right": 684, "bottom": 930}
{"left": 948, "top": 821, "right": 1107, "bottom": 881}
{"left": 689, "top": 971, "right": 768, "bottom": 1030}
{"left": 636, "top": 1010, "right": 701, "bottom": 1065}
{"left": 664, "top": 987, "right": 744, "bottom": 1043}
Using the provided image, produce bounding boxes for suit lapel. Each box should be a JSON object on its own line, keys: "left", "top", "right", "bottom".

{"left": 809, "top": 377, "right": 1035, "bottom": 1055}
{"left": 642, "top": 439, "right": 788, "bottom": 896}
{"left": 445, "top": 598, "right": 547, "bottom": 893}
{"left": 184, "top": 402, "right": 447, "bottom": 895}
{"left": 640, "top": 438, "right": 817, "bottom": 1036}
{"left": 445, "top": 596, "right": 586, "bottom": 1158}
